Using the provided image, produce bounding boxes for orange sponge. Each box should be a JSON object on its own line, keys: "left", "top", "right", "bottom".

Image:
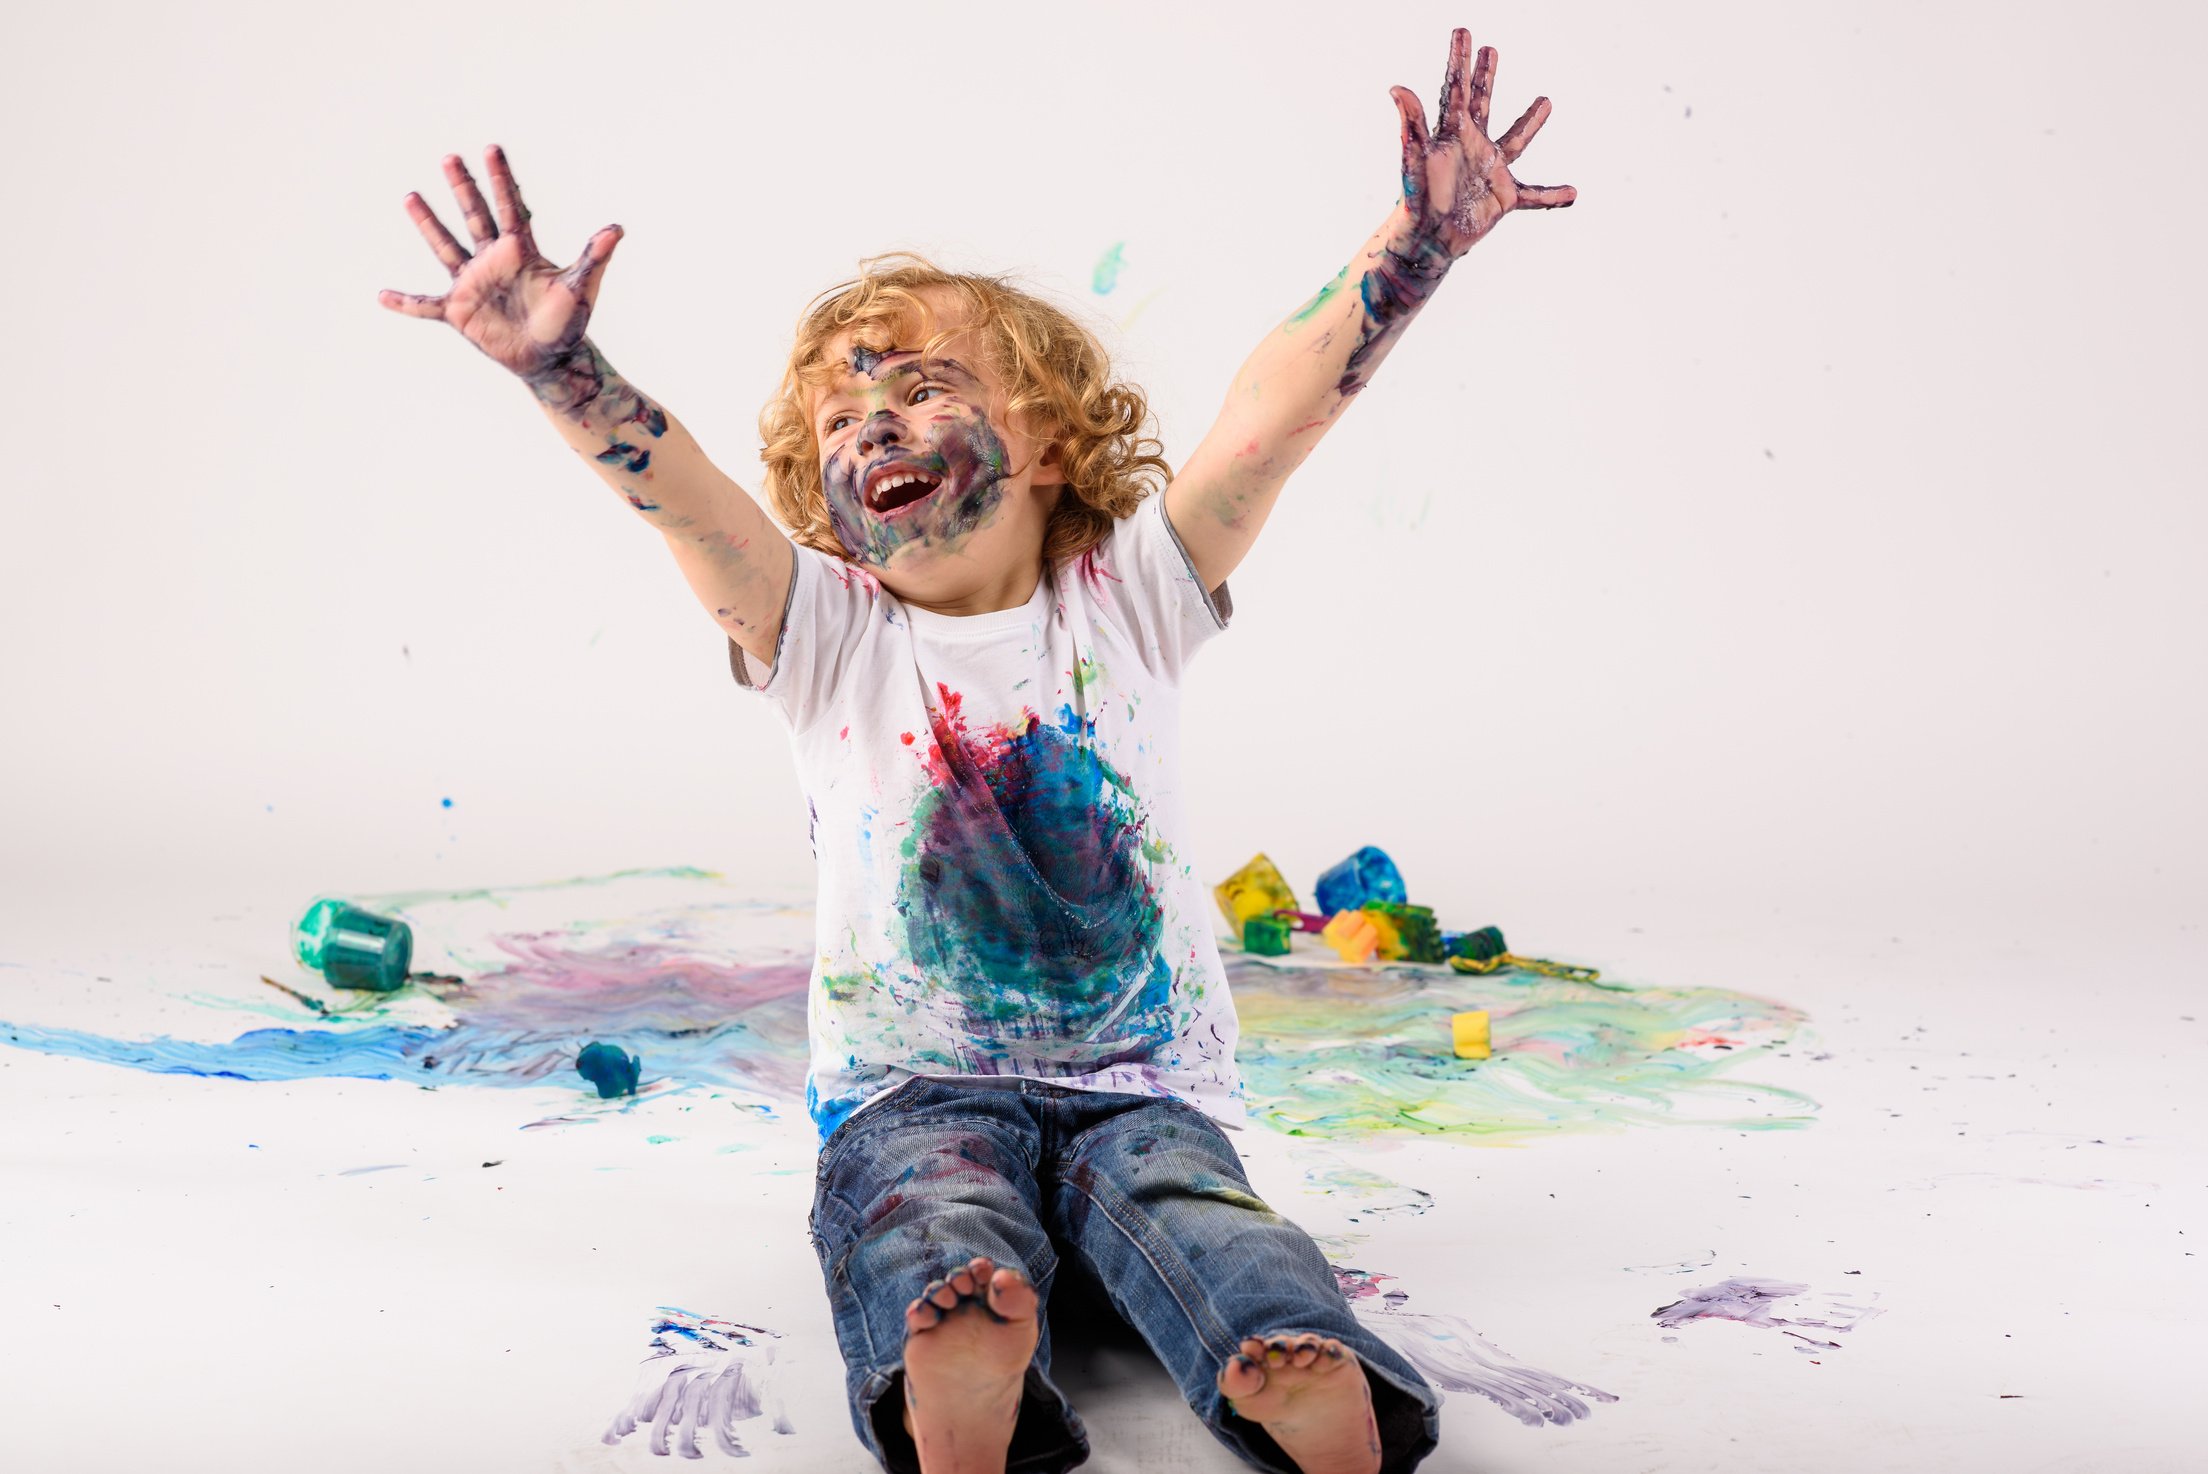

{"left": 1321, "top": 909, "right": 1381, "bottom": 964}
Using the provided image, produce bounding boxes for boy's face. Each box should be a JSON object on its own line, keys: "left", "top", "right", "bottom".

{"left": 811, "top": 295, "right": 1065, "bottom": 603}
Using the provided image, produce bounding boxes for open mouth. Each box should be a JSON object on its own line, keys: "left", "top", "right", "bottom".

{"left": 864, "top": 463, "right": 946, "bottom": 516}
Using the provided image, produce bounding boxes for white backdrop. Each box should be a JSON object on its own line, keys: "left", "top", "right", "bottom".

{"left": 5, "top": 1, "right": 2201, "bottom": 991}
{"left": 5, "top": 6, "right": 2207, "bottom": 1473}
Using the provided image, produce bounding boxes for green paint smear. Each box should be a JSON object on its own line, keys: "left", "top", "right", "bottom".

{"left": 1226, "top": 955, "right": 1817, "bottom": 1143}
{"left": 1285, "top": 266, "right": 1350, "bottom": 332}
{"left": 1091, "top": 241, "right": 1126, "bottom": 295}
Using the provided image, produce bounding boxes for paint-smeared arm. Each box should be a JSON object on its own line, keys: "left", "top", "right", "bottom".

{"left": 376, "top": 145, "right": 794, "bottom": 670}
{"left": 527, "top": 342, "right": 794, "bottom": 674}
{"left": 1163, "top": 30, "right": 1575, "bottom": 591}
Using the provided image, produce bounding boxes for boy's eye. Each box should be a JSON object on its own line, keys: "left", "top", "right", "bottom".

{"left": 911, "top": 385, "right": 940, "bottom": 403}
{"left": 825, "top": 413, "right": 854, "bottom": 434}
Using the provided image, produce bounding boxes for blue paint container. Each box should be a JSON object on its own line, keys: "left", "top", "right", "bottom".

{"left": 1314, "top": 846, "right": 1407, "bottom": 915}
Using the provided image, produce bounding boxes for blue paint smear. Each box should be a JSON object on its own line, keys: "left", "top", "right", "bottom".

{"left": 1, "top": 939, "right": 814, "bottom": 1106}
{"left": 0, "top": 1022, "right": 424, "bottom": 1082}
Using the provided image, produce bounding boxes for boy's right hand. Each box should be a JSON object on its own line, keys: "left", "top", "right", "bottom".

{"left": 376, "top": 145, "right": 622, "bottom": 386}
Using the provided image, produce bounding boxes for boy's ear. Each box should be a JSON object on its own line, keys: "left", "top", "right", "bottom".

{"left": 1034, "top": 430, "right": 1070, "bottom": 487}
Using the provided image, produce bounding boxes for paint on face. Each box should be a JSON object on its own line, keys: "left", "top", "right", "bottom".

{"left": 817, "top": 352, "right": 1015, "bottom": 568}
{"left": 601, "top": 1307, "right": 795, "bottom": 1457}
{"left": 1649, "top": 1278, "right": 1884, "bottom": 1353}
{"left": 892, "top": 693, "right": 1175, "bottom": 1071}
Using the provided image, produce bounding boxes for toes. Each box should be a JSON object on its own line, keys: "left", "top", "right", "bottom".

{"left": 904, "top": 1296, "right": 944, "bottom": 1332}
{"left": 1243, "top": 1331, "right": 1346, "bottom": 1373}
{"left": 1217, "top": 1351, "right": 1267, "bottom": 1401}
{"left": 923, "top": 1278, "right": 958, "bottom": 1310}
{"left": 986, "top": 1266, "right": 1039, "bottom": 1322}
{"left": 944, "top": 1265, "right": 977, "bottom": 1298}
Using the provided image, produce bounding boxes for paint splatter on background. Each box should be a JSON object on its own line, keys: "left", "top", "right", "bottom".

{"left": 1091, "top": 241, "right": 1126, "bottom": 295}
{"left": 601, "top": 1307, "right": 795, "bottom": 1458}
{"left": 0, "top": 868, "right": 1815, "bottom": 1147}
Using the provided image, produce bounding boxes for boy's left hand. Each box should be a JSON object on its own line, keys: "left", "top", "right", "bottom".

{"left": 1391, "top": 28, "right": 1577, "bottom": 257}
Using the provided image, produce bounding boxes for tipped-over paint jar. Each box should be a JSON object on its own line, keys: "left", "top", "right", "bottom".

{"left": 291, "top": 898, "right": 414, "bottom": 992}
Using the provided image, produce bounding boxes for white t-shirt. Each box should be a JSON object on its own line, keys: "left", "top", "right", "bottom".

{"left": 729, "top": 494, "right": 1247, "bottom": 1143}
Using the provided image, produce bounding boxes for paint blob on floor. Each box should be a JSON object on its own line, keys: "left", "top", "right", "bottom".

{"left": 0, "top": 868, "right": 1818, "bottom": 1149}
{"left": 1226, "top": 950, "right": 1816, "bottom": 1142}
{"left": 601, "top": 1307, "right": 796, "bottom": 1458}
{"left": 1298, "top": 1151, "right": 1435, "bottom": 1217}
{"left": 1331, "top": 1264, "right": 1619, "bottom": 1427}
{"left": 1650, "top": 1277, "right": 1885, "bottom": 1354}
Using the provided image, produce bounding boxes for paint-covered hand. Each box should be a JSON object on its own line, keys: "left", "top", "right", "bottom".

{"left": 376, "top": 145, "right": 624, "bottom": 389}
{"left": 1390, "top": 30, "right": 1577, "bottom": 258}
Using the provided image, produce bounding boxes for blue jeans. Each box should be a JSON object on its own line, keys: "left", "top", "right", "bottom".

{"left": 807, "top": 1075, "right": 1442, "bottom": 1473}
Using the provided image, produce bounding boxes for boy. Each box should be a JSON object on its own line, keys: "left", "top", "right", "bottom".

{"left": 379, "top": 28, "right": 1573, "bottom": 1474}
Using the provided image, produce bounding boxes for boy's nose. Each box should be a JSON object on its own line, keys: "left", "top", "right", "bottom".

{"left": 856, "top": 412, "right": 906, "bottom": 455}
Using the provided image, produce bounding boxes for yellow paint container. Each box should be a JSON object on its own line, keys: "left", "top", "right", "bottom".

{"left": 1451, "top": 1010, "right": 1492, "bottom": 1060}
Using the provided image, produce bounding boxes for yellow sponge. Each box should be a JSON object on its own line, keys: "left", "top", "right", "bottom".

{"left": 1451, "top": 1010, "right": 1491, "bottom": 1060}
{"left": 1320, "top": 909, "right": 1380, "bottom": 964}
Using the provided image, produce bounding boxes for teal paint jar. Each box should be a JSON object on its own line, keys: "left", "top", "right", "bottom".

{"left": 291, "top": 898, "right": 414, "bottom": 992}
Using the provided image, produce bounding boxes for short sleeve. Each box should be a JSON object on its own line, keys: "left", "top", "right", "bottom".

{"left": 1071, "top": 494, "right": 1234, "bottom": 684}
{"left": 726, "top": 537, "right": 881, "bottom": 736}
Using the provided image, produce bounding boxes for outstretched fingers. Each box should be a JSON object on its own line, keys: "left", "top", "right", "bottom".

{"left": 1466, "top": 40, "right": 1496, "bottom": 137}
{"left": 375, "top": 287, "right": 447, "bottom": 319}
{"left": 1514, "top": 182, "right": 1578, "bottom": 209}
{"left": 1391, "top": 86, "right": 1431, "bottom": 202}
{"left": 402, "top": 190, "right": 471, "bottom": 277}
{"left": 1434, "top": 28, "right": 1469, "bottom": 140}
{"left": 441, "top": 152, "right": 500, "bottom": 248}
{"left": 481, "top": 144, "right": 536, "bottom": 256}
{"left": 1494, "top": 96, "right": 1552, "bottom": 163}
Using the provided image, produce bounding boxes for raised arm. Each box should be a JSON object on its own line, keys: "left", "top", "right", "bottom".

{"left": 1163, "top": 30, "right": 1577, "bottom": 591}
{"left": 377, "top": 146, "right": 792, "bottom": 669}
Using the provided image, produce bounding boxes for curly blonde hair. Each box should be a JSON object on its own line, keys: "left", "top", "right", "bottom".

{"left": 757, "top": 254, "right": 1169, "bottom": 567}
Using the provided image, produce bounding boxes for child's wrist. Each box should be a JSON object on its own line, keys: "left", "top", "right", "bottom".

{"left": 524, "top": 337, "right": 608, "bottom": 417}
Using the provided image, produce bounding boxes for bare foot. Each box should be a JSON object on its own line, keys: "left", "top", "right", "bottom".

{"left": 897, "top": 1256, "right": 1040, "bottom": 1474}
{"left": 1217, "top": 1332, "right": 1382, "bottom": 1474}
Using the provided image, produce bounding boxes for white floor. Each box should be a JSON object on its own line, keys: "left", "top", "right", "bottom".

{"left": 2, "top": 870, "right": 2202, "bottom": 1474}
